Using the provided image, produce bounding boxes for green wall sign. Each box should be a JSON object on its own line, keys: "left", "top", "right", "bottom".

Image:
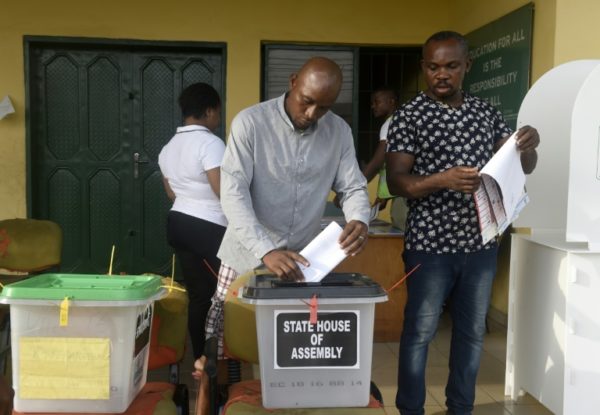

{"left": 464, "top": 3, "right": 534, "bottom": 129}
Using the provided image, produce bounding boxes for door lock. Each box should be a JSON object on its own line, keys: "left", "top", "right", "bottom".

{"left": 133, "top": 152, "right": 149, "bottom": 178}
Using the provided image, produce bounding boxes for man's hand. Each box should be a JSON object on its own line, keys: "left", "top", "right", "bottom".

{"left": 339, "top": 220, "right": 368, "bottom": 257}
{"left": 192, "top": 356, "right": 205, "bottom": 381}
{"left": 441, "top": 166, "right": 481, "bottom": 193}
{"left": 515, "top": 125, "right": 540, "bottom": 153}
{"left": 262, "top": 250, "right": 308, "bottom": 281}
{"left": 515, "top": 125, "right": 539, "bottom": 174}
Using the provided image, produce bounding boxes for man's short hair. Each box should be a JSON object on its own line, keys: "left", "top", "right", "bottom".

{"left": 423, "top": 31, "right": 469, "bottom": 57}
{"left": 372, "top": 86, "right": 399, "bottom": 102}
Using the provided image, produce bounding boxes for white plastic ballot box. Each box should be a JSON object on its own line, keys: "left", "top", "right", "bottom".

{"left": 0, "top": 273, "right": 165, "bottom": 413}
{"left": 240, "top": 273, "right": 387, "bottom": 409}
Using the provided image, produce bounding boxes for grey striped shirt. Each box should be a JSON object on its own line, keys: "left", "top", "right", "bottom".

{"left": 217, "top": 94, "right": 370, "bottom": 273}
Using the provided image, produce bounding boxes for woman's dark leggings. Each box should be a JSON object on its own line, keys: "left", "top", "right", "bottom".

{"left": 166, "top": 210, "right": 226, "bottom": 359}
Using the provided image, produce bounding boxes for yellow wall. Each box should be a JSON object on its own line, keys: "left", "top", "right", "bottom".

{"left": 0, "top": 0, "right": 565, "bottom": 219}
{"left": 555, "top": 0, "right": 600, "bottom": 63}
{"left": 0, "top": 1, "right": 596, "bottom": 317}
{"left": 0, "top": 0, "right": 452, "bottom": 218}
{"left": 453, "top": 0, "right": 557, "bottom": 83}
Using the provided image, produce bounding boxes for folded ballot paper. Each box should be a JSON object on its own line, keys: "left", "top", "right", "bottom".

{"left": 297, "top": 221, "right": 347, "bottom": 282}
{"left": 474, "top": 133, "right": 530, "bottom": 244}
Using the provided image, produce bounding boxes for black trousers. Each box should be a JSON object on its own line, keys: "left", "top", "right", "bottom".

{"left": 166, "top": 210, "right": 226, "bottom": 358}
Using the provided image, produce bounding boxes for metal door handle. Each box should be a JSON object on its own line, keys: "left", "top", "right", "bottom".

{"left": 133, "top": 152, "right": 149, "bottom": 178}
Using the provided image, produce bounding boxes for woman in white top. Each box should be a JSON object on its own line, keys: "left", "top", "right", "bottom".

{"left": 158, "top": 82, "right": 226, "bottom": 359}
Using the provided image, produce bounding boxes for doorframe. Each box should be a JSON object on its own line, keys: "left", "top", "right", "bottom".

{"left": 24, "top": 35, "right": 227, "bottom": 217}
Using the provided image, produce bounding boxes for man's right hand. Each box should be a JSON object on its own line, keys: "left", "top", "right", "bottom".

{"left": 262, "top": 250, "right": 308, "bottom": 281}
{"left": 441, "top": 166, "right": 481, "bottom": 193}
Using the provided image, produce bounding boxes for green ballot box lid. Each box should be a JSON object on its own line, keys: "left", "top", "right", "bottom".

{"left": 0, "top": 273, "right": 163, "bottom": 302}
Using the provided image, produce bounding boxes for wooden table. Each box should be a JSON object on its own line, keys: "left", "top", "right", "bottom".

{"left": 333, "top": 221, "right": 406, "bottom": 342}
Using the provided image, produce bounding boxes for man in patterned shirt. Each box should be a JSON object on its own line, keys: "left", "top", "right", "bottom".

{"left": 386, "top": 31, "right": 539, "bottom": 415}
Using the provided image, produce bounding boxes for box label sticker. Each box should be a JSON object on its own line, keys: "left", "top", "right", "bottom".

{"left": 274, "top": 311, "right": 359, "bottom": 369}
{"left": 19, "top": 337, "right": 110, "bottom": 399}
{"left": 134, "top": 303, "right": 153, "bottom": 357}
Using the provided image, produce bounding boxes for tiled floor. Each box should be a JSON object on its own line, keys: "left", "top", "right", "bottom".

{"left": 370, "top": 315, "right": 553, "bottom": 415}
{"left": 148, "top": 313, "right": 554, "bottom": 414}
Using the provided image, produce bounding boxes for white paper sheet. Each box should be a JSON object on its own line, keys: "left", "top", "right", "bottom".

{"left": 297, "top": 221, "right": 347, "bottom": 282}
{"left": 474, "top": 133, "right": 529, "bottom": 244}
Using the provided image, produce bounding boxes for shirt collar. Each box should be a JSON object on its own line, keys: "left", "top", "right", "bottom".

{"left": 421, "top": 90, "right": 470, "bottom": 110}
{"left": 176, "top": 124, "right": 210, "bottom": 133}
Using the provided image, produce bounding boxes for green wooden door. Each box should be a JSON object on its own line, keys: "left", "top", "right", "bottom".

{"left": 27, "top": 40, "right": 225, "bottom": 275}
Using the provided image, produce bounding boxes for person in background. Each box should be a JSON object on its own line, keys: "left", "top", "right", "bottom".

{"left": 386, "top": 31, "right": 539, "bottom": 415}
{"left": 158, "top": 82, "right": 227, "bottom": 359}
{"left": 364, "top": 86, "right": 407, "bottom": 230}
{"left": 362, "top": 86, "right": 399, "bottom": 185}
{"left": 202, "top": 56, "right": 371, "bottom": 363}
{"left": 335, "top": 86, "right": 407, "bottom": 229}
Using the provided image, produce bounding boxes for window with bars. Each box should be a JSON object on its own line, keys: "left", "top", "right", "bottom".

{"left": 262, "top": 44, "right": 422, "bottom": 166}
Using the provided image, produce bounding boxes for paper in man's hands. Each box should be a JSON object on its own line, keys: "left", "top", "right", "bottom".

{"left": 474, "top": 133, "right": 529, "bottom": 244}
{"left": 297, "top": 221, "right": 347, "bottom": 282}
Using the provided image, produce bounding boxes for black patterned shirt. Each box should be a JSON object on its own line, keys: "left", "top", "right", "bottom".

{"left": 387, "top": 92, "right": 512, "bottom": 253}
